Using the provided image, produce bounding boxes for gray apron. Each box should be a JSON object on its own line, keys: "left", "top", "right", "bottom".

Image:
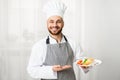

{"left": 42, "top": 36, "right": 76, "bottom": 80}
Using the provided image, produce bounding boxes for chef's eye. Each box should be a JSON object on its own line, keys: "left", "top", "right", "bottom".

{"left": 57, "top": 20, "right": 62, "bottom": 23}
{"left": 49, "top": 20, "right": 54, "bottom": 23}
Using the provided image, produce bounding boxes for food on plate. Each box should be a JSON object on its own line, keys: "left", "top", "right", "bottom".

{"left": 77, "top": 60, "right": 83, "bottom": 65}
{"left": 77, "top": 58, "right": 94, "bottom": 66}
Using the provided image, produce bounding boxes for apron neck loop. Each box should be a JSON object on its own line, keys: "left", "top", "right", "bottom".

{"left": 46, "top": 35, "right": 68, "bottom": 44}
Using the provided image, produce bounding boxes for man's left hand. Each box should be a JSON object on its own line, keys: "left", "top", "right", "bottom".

{"left": 62, "top": 65, "right": 72, "bottom": 70}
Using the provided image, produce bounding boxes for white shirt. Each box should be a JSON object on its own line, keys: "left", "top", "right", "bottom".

{"left": 27, "top": 35, "right": 83, "bottom": 79}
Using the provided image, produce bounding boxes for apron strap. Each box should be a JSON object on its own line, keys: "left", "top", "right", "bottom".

{"left": 46, "top": 35, "right": 68, "bottom": 44}
{"left": 46, "top": 36, "right": 50, "bottom": 44}
{"left": 64, "top": 36, "right": 68, "bottom": 42}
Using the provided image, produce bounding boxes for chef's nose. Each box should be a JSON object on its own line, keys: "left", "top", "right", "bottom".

{"left": 53, "top": 22, "right": 57, "bottom": 26}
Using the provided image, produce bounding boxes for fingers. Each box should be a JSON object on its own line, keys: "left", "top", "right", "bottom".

{"left": 62, "top": 65, "right": 72, "bottom": 69}
{"left": 53, "top": 65, "right": 61, "bottom": 68}
{"left": 80, "top": 65, "right": 89, "bottom": 69}
{"left": 52, "top": 65, "right": 72, "bottom": 72}
{"left": 52, "top": 65, "right": 62, "bottom": 72}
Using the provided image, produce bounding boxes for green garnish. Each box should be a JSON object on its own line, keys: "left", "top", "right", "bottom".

{"left": 83, "top": 59, "right": 87, "bottom": 64}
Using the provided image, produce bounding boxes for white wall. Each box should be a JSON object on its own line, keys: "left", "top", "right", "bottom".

{"left": 81, "top": 0, "right": 120, "bottom": 80}
{"left": 0, "top": 0, "right": 120, "bottom": 80}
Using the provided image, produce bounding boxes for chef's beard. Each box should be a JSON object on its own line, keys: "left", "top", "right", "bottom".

{"left": 48, "top": 28, "right": 62, "bottom": 35}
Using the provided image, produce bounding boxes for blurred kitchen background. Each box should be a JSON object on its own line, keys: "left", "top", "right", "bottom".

{"left": 0, "top": 0, "right": 120, "bottom": 80}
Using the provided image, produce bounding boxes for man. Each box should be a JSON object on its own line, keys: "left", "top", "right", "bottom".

{"left": 27, "top": 1, "right": 83, "bottom": 80}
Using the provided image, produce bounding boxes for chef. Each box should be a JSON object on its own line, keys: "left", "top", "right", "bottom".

{"left": 27, "top": 0, "right": 83, "bottom": 80}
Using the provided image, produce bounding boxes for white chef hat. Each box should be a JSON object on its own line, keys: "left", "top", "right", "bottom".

{"left": 43, "top": 0, "right": 67, "bottom": 19}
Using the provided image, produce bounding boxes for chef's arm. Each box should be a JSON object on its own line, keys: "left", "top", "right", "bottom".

{"left": 73, "top": 42, "right": 84, "bottom": 63}
{"left": 27, "top": 65, "right": 57, "bottom": 79}
{"left": 27, "top": 44, "right": 57, "bottom": 79}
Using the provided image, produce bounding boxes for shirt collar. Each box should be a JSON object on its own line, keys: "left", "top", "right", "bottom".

{"left": 48, "top": 35, "right": 66, "bottom": 44}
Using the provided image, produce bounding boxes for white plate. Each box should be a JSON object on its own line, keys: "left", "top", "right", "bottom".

{"left": 77, "top": 58, "right": 102, "bottom": 67}
{"left": 77, "top": 58, "right": 102, "bottom": 73}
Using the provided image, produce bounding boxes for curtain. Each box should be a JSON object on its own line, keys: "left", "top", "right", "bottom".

{"left": 0, "top": 0, "right": 82, "bottom": 80}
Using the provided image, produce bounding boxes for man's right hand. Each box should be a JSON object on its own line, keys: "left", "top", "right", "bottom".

{"left": 52, "top": 65, "right": 72, "bottom": 72}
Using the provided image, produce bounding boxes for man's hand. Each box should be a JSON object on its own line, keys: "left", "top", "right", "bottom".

{"left": 80, "top": 65, "right": 89, "bottom": 69}
{"left": 62, "top": 65, "right": 72, "bottom": 70}
{"left": 52, "top": 65, "right": 72, "bottom": 72}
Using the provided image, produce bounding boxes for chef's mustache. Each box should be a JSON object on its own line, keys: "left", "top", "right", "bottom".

{"left": 50, "top": 26, "right": 60, "bottom": 29}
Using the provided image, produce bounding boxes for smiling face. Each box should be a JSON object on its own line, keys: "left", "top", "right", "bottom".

{"left": 47, "top": 16, "right": 64, "bottom": 35}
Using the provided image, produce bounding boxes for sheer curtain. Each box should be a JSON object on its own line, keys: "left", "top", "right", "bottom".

{"left": 0, "top": 0, "right": 82, "bottom": 80}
